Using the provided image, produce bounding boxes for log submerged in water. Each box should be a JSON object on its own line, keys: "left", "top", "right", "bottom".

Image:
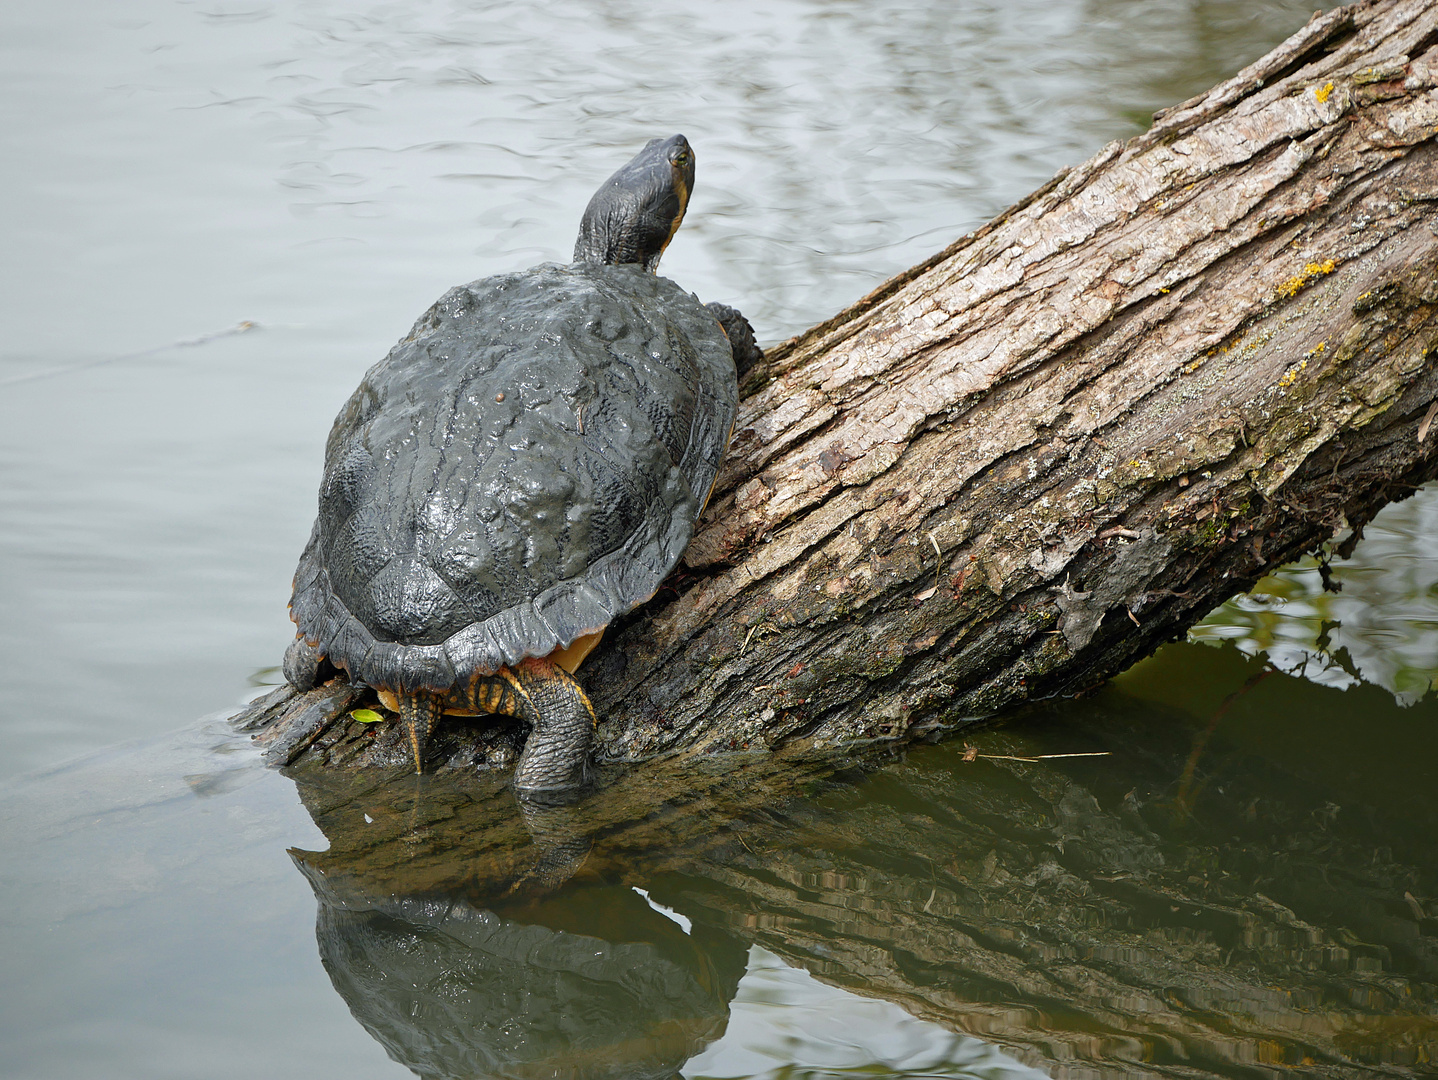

{"left": 251, "top": 0, "right": 1438, "bottom": 770}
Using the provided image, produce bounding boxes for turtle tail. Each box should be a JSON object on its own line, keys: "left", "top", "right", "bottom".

{"left": 398, "top": 691, "right": 445, "bottom": 774}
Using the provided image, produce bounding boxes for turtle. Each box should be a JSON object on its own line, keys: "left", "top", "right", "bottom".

{"left": 283, "top": 134, "right": 761, "bottom": 797}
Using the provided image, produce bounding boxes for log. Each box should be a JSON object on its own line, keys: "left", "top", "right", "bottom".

{"left": 251, "top": 0, "right": 1438, "bottom": 770}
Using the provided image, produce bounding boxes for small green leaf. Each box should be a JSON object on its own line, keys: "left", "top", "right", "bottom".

{"left": 351, "top": 708, "right": 386, "bottom": 724}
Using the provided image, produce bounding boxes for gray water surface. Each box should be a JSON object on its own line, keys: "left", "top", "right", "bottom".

{"left": 9, "top": 2, "right": 1438, "bottom": 1079}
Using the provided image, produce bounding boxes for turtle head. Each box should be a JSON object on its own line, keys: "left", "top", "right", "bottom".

{"left": 573, "top": 134, "right": 694, "bottom": 272}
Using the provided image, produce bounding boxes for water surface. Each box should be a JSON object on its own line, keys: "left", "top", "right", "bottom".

{"left": 8, "top": 2, "right": 1438, "bottom": 1079}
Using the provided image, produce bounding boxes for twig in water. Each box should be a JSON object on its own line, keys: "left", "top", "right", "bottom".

{"left": 960, "top": 743, "right": 1110, "bottom": 764}
{"left": 1175, "top": 666, "right": 1272, "bottom": 813}
{"left": 978, "top": 752, "right": 1112, "bottom": 762}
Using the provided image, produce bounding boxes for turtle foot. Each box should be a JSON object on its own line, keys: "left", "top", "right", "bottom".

{"left": 507, "top": 657, "right": 596, "bottom": 798}
{"left": 706, "top": 302, "right": 763, "bottom": 379}
{"left": 284, "top": 637, "right": 324, "bottom": 691}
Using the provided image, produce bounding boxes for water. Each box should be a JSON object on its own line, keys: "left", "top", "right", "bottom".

{"left": 1192, "top": 492, "right": 1438, "bottom": 706}
{"left": 7, "top": 1, "right": 1437, "bottom": 1077}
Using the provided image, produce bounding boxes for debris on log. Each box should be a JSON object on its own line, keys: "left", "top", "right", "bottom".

{"left": 249, "top": 0, "right": 1438, "bottom": 769}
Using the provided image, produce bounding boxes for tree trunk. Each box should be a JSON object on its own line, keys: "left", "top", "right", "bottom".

{"left": 249, "top": 0, "right": 1438, "bottom": 770}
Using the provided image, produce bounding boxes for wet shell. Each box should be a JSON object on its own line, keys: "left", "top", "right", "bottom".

{"left": 289, "top": 261, "right": 737, "bottom": 693}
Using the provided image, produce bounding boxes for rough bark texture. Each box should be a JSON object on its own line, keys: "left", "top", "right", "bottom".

{"left": 252, "top": 0, "right": 1438, "bottom": 769}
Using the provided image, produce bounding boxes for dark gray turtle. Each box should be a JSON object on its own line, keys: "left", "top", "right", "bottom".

{"left": 284, "top": 134, "right": 761, "bottom": 796}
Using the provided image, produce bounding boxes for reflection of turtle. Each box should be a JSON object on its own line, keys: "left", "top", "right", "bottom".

{"left": 284, "top": 134, "right": 761, "bottom": 794}
{"left": 294, "top": 862, "right": 745, "bottom": 1080}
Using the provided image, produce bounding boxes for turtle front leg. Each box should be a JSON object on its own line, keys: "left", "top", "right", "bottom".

{"left": 501, "top": 657, "right": 596, "bottom": 798}
{"left": 706, "top": 301, "right": 763, "bottom": 378}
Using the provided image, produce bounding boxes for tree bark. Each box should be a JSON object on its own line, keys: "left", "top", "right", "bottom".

{"left": 249, "top": 0, "right": 1438, "bottom": 769}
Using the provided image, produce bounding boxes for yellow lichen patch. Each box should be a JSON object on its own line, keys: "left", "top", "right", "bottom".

{"left": 1305, "top": 340, "right": 1328, "bottom": 359}
{"left": 1275, "top": 259, "right": 1339, "bottom": 300}
{"left": 1278, "top": 357, "right": 1308, "bottom": 388}
{"left": 1315, "top": 81, "right": 1334, "bottom": 104}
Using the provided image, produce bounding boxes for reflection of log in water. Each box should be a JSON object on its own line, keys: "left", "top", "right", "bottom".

{"left": 669, "top": 705, "right": 1438, "bottom": 1078}
{"left": 286, "top": 672, "right": 1438, "bottom": 1078}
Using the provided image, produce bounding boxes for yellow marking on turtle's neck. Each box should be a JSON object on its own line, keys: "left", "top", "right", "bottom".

{"left": 653, "top": 174, "right": 690, "bottom": 267}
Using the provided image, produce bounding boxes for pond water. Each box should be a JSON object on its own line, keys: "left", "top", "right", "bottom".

{"left": 5, "top": 0, "right": 1436, "bottom": 1077}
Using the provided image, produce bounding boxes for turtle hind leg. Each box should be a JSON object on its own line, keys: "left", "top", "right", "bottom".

{"left": 501, "top": 657, "right": 596, "bottom": 799}
{"left": 397, "top": 691, "right": 445, "bottom": 775}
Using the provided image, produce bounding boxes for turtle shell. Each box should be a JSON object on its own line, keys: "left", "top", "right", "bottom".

{"left": 289, "top": 262, "right": 737, "bottom": 694}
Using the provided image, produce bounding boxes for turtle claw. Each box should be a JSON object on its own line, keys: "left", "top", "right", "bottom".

{"left": 284, "top": 637, "right": 323, "bottom": 691}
